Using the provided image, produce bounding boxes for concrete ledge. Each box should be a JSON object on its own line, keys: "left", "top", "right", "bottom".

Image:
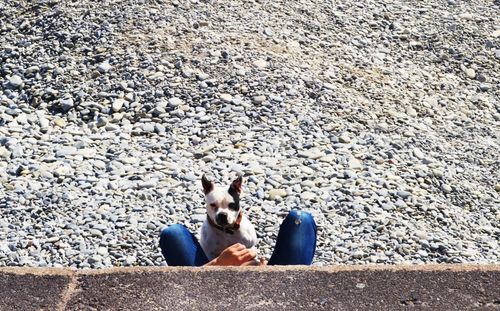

{"left": 1, "top": 265, "right": 499, "bottom": 310}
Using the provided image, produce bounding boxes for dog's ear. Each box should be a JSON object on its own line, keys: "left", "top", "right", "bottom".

{"left": 201, "top": 174, "right": 214, "bottom": 194}
{"left": 230, "top": 175, "right": 243, "bottom": 193}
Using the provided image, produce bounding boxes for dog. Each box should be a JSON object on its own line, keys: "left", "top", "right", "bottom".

{"left": 200, "top": 174, "right": 257, "bottom": 261}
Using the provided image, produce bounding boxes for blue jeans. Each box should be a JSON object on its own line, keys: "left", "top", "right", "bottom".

{"left": 159, "top": 210, "right": 317, "bottom": 266}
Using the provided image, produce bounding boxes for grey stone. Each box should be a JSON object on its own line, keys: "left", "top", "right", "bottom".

{"left": 8, "top": 75, "right": 23, "bottom": 88}
{"left": 97, "top": 62, "right": 112, "bottom": 73}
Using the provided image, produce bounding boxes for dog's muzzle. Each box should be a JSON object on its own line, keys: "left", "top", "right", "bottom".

{"left": 216, "top": 213, "right": 229, "bottom": 226}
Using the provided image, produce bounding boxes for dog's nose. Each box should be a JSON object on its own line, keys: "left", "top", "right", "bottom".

{"left": 216, "top": 213, "right": 228, "bottom": 226}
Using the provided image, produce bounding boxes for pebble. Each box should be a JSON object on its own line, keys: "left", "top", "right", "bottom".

{"left": 406, "top": 107, "right": 418, "bottom": 117}
{"left": 54, "top": 118, "right": 66, "bottom": 127}
{"left": 413, "top": 148, "right": 424, "bottom": 159}
{"left": 191, "top": 214, "right": 206, "bottom": 223}
{"left": 60, "top": 98, "right": 74, "bottom": 111}
{"left": 349, "top": 157, "right": 363, "bottom": 170}
{"left": 297, "top": 149, "right": 324, "bottom": 160}
{"left": 112, "top": 99, "right": 126, "bottom": 112}
{"left": 252, "top": 95, "right": 266, "bottom": 104}
{"left": 418, "top": 250, "right": 429, "bottom": 257}
{"left": 253, "top": 59, "right": 268, "bottom": 68}
{"left": 0, "top": 147, "right": 11, "bottom": 159}
{"left": 465, "top": 68, "right": 476, "bottom": 79}
{"left": 0, "top": 0, "right": 495, "bottom": 270}
{"left": 168, "top": 97, "right": 183, "bottom": 107}
{"left": 219, "top": 93, "right": 233, "bottom": 103}
{"left": 8, "top": 75, "right": 23, "bottom": 88}
{"left": 97, "top": 61, "right": 112, "bottom": 73}
{"left": 124, "top": 256, "right": 136, "bottom": 266}
{"left": 397, "top": 191, "right": 412, "bottom": 199}
{"left": 459, "top": 13, "right": 475, "bottom": 21}
{"left": 339, "top": 134, "right": 351, "bottom": 143}
{"left": 89, "top": 229, "right": 103, "bottom": 238}
{"left": 441, "top": 184, "right": 452, "bottom": 194}
{"left": 268, "top": 189, "right": 287, "bottom": 200}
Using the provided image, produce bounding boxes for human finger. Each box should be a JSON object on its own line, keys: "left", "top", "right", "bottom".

{"left": 228, "top": 243, "right": 245, "bottom": 252}
{"left": 238, "top": 250, "right": 257, "bottom": 262}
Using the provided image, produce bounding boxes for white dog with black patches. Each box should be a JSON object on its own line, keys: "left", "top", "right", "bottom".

{"left": 200, "top": 175, "right": 257, "bottom": 260}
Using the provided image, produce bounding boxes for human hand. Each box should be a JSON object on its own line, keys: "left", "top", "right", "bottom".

{"left": 241, "top": 257, "right": 268, "bottom": 266}
{"left": 207, "top": 243, "right": 257, "bottom": 266}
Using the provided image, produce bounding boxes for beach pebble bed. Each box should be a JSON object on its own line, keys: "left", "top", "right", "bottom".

{"left": 0, "top": 0, "right": 498, "bottom": 268}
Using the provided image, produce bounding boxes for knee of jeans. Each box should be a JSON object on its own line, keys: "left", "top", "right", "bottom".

{"left": 159, "top": 224, "right": 186, "bottom": 241}
{"left": 287, "top": 209, "right": 315, "bottom": 226}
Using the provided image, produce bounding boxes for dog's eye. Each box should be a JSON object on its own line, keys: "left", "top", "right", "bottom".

{"left": 228, "top": 203, "right": 238, "bottom": 211}
{"left": 210, "top": 203, "right": 217, "bottom": 208}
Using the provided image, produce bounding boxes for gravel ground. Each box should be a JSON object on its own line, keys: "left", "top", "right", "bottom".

{"left": 0, "top": 0, "right": 499, "bottom": 268}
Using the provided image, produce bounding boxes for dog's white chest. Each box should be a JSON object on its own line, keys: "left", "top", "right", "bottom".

{"left": 200, "top": 217, "right": 257, "bottom": 260}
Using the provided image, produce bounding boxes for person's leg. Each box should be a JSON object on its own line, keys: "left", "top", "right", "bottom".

{"left": 268, "top": 210, "right": 317, "bottom": 265}
{"left": 159, "top": 224, "right": 209, "bottom": 266}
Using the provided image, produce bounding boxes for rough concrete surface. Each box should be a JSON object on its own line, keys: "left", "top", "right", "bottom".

{"left": 0, "top": 269, "right": 71, "bottom": 311}
{"left": 0, "top": 265, "right": 499, "bottom": 310}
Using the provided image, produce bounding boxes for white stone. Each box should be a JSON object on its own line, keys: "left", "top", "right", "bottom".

{"left": 112, "top": 99, "right": 126, "bottom": 112}
{"left": 441, "top": 184, "right": 452, "bottom": 193}
{"left": 339, "top": 134, "right": 351, "bottom": 143}
{"left": 168, "top": 97, "right": 183, "bottom": 107}
{"left": 219, "top": 93, "right": 233, "bottom": 103}
{"left": 413, "top": 148, "right": 424, "bottom": 159}
{"left": 97, "top": 61, "right": 112, "bottom": 73}
{"left": 465, "top": 68, "right": 476, "bottom": 79}
{"left": 253, "top": 59, "right": 268, "bottom": 68}
{"left": 268, "top": 189, "right": 287, "bottom": 200}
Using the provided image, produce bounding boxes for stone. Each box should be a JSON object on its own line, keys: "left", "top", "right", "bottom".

{"left": 197, "top": 72, "right": 209, "bottom": 80}
{"left": 396, "top": 191, "right": 412, "bottom": 199}
{"left": 301, "top": 191, "right": 316, "bottom": 201}
{"left": 56, "top": 147, "right": 78, "bottom": 157}
{"left": 349, "top": 157, "right": 363, "bottom": 170}
{"left": 459, "top": 13, "right": 475, "bottom": 21}
{"left": 97, "top": 247, "right": 108, "bottom": 256}
{"left": 219, "top": 93, "right": 233, "bottom": 103}
{"left": 191, "top": 214, "right": 206, "bottom": 223}
{"left": 141, "top": 123, "right": 155, "bottom": 133}
{"left": 441, "top": 184, "right": 452, "bottom": 193}
{"left": 112, "top": 99, "right": 126, "bottom": 112}
{"left": 60, "top": 98, "right": 74, "bottom": 111}
{"left": 124, "top": 256, "right": 136, "bottom": 266}
{"left": 8, "top": 75, "right": 23, "bottom": 88}
{"left": 417, "top": 250, "right": 428, "bottom": 257}
{"left": 53, "top": 118, "right": 66, "bottom": 127}
{"left": 406, "top": 107, "right": 418, "bottom": 117}
{"left": 268, "top": 189, "right": 287, "bottom": 200}
{"left": 96, "top": 117, "right": 108, "bottom": 127}
{"left": 89, "top": 229, "right": 103, "bottom": 238}
{"left": 465, "top": 68, "right": 476, "bottom": 79}
{"left": 413, "top": 148, "right": 424, "bottom": 159}
{"left": 137, "top": 180, "right": 157, "bottom": 189}
{"left": 264, "top": 28, "right": 273, "bottom": 36}
{"left": 253, "top": 59, "right": 268, "bottom": 68}
{"left": 339, "top": 134, "right": 351, "bottom": 143}
{"left": 78, "top": 148, "right": 96, "bottom": 158}
{"left": 168, "top": 97, "right": 183, "bottom": 107}
{"left": 252, "top": 95, "right": 266, "bottom": 104}
{"left": 297, "top": 149, "right": 325, "bottom": 160}
{"left": 97, "top": 62, "right": 112, "bottom": 73}
{"left": 0, "top": 147, "right": 11, "bottom": 159}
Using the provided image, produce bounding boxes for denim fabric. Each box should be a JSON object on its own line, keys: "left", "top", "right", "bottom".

{"left": 268, "top": 210, "right": 317, "bottom": 265}
{"left": 159, "top": 224, "right": 209, "bottom": 266}
{"left": 159, "top": 210, "right": 317, "bottom": 266}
